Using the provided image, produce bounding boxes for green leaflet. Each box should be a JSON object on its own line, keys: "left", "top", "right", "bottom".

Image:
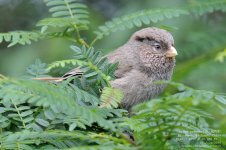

{"left": 0, "top": 31, "right": 40, "bottom": 47}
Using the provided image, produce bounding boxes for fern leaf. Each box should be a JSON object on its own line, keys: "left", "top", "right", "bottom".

{"left": 123, "top": 82, "right": 226, "bottom": 149}
{"left": 100, "top": 87, "right": 123, "bottom": 109}
{"left": 26, "top": 59, "right": 50, "bottom": 78}
{"left": 70, "top": 45, "right": 115, "bottom": 89}
{"left": 0, "top": 31, "right": 40, "bottom": 47}
{"left": 94, "top": 8, "right": 188, "bottom": 39}
{"left": 128, "top": 104, "right": 222, "bottom": 149}
{"left": 47, "top": 59, "right": 85, "bottom": 71}
{"left": 0, "top": 78, "right": 116, "bottom": 131}
{"left": 43, "top": 0, "right": 89, "bottom": 26}
{"left": 37, "top": 17, "right": 89, "bottom": 34}
{"left": 0, "top": 130, "right": 132, "bottom": 149}
{"left": 94, "top": 1, "right": 226, "bottom": 39}
{"left": 189, "top": 0, "right": 226, "bottom": 15}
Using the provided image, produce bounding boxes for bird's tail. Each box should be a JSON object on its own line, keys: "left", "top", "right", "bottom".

{"left": 33, "top": 77, "right": 64, "bottom": 82}
{"left": 34, "top": 67, "right": 83, "bottom": 82}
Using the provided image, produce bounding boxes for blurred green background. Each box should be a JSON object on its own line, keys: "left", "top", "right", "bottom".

{"left": 0, "top": 0, "right": 225, "bottom": 92}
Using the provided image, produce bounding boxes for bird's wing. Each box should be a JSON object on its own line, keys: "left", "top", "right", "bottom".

{"left": 106, "top": 48, "right": 133, "bottom": 78}
{"left": 33, "top": 68, "right": 82, "bottom": 82}
{"left": 34, "top": 46, "right": 133, "bottom": 81}
{"left": 62, "top": 68, "right": 83, "bottom": 78}
{"left": 61, "top": 48, "right": 133, "bottom": 79}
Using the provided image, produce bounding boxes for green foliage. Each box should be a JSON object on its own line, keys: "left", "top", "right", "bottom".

{"left": 43, "top": 0, "right": 89, "bottom": 20}
{"left": 100, "top": 87, "right": 124, "bottom": 109}
{"left": 174, "top": 29, "right": 226, "bottom": 81}
{"left": 26, "top": 59, "right": 50, "bottom": 78}
{"left": 0, "top": 77, "right": 122, "bottom": 131}
{"left": 47, "top": 59, "right": 85, "bottom": 74}
{"left": 0, "top": 31, "right": 40, "bottom": 47}
{"left": 67, "top": 46, "right": 118, "bottom": 96}
{"left": 94, "top": 0, "right": 226, "bottom": 40}
{"left": 189, "top": 0, "right": 226, "bottom": 15}
{"left": 117, "top": 82, "right": 226, "bottom": 149}
{"left": 94, "top": 9, "right": 188, "bottom": 39}
{"left": 36, "top": 17, "right": 88, "bottom": 33}
{"left": 0, "top": 130, "right": 133, "bottom": 150}
{"left": 2, "top": 71, "right": 226, "bottom": 149}
{"left": 1, "top": 0, "right": 226, "bottom": 48}
{"left": 0, "top": 46, "right": 128, "bottom": 149}
{"left": 1, "top": 0, "right": 226, "bottom": 149}
{"left": 177, "top": 30, "right": 226, "bottom": 61}
{"left": 216, "top": 49, "right": 226, "bottom": 62}
{"left": 38, "top": 0, "right": 90, "bottom": 41}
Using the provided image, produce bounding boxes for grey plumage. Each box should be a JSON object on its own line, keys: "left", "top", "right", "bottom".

{"left": 106, "top": 27, "right": 177, "bottom": 110}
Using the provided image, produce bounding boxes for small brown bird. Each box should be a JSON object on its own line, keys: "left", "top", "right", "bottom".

{"left": 105, "top": 27, "right": 177, "bottom": 110}
{"left": 36, "top": 27, "right": 177, "bottom": 110}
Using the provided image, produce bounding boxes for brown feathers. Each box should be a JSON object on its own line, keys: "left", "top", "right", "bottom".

{"left": 35, "top": 27, "right": 177, "bottom": 111}
{"left": 107, "top": 27, "right": 177, "bottom": 110}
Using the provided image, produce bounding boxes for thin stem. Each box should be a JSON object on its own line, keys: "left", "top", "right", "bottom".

{"left": 64, "top": 0, "right": 74, "bottom": 18}
{"left": 64, "top": 0, "right": 92, "bottom": 48}
{"left": 72, "top": 24, "right": 81, "bottom": 41}
{"left": 72, "top": 24, "right": 90, "bottom": 48}
{"left": 86, "top": 61, "right": 111, "bottom": 87}
{"left": 78, "top": 38, "right": 90, "bottom": 48}
{"left": 90, "top": 37, "right": 99, "bottom": 47}
{"left": 64, "top": 0, "right": 89, "bottom": 47}
{"left": 13, "top": 103, "right": 26, "bottom": 129}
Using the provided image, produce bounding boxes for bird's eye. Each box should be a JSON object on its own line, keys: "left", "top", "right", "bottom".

{"left": 154, "top": 44, "right": 161, "bottom": 50}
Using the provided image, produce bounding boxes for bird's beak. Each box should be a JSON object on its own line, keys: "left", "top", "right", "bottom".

{"left": 166, "top": 46, "right": 178, "bottom": 58}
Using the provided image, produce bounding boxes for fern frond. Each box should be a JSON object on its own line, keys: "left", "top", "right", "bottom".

{"left": 44, "top": 0, "right": 89, "bottom": 18}
{"left": 94, "top": 8, "right": 188, "bottom": 39}
{"left": 69, "top": 46, "right": 118, "bottom": 94}
{"left": 37, "top": 17, "right": 89, "bottom": 32}
{"left": 46, "top": 46, "right": 117, "bottom": 92}
{"left": 47, "top": 59, "right": 85, "bottom": 71}
{"left": 0, "top": 130, "right": 133, "bottom": 149}
{"left": 43, "top": 0, "right": 89, "bottom": 26}
{"left": 128, "top": 102, "right": 223, "bottom": 149}
{"left": 94, "top": 1, "right": 226, "bottom": 40}
{"left": 116, "top": 82, "right": 226, "bottom": 149}
{"left": 0, "top": 78, "right": 116, "bottom": 131}
{"left": 165, "top": 81, "right": 226, "bottom": 106}
{"left": 26, "top": 59, "right": 50, "bottom": 78}
{"left": 189, "top": 0, "right": 226, "bottom": 15}
{"left": 100, "top": 87, "right": 123, "bottom": 109}
{"left": 0, "top": 31, "right": 40, "bottom": 47}
{"left": 71, "top": 45, "right": 117, "bottom": 80}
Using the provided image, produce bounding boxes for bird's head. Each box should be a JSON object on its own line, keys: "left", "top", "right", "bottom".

{"left": 129, "top": 27, "right": 177, "bottom": 72}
